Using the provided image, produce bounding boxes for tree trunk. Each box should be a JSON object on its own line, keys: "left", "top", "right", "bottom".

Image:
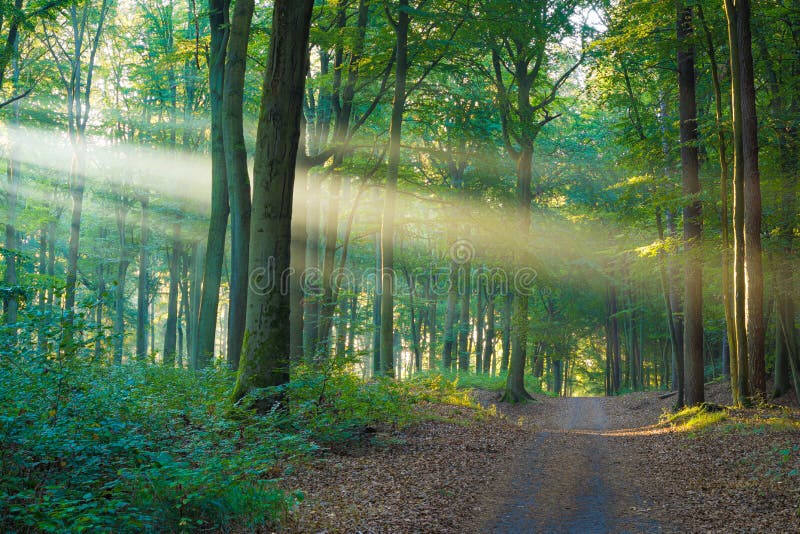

{"left": 502, "top": 143, "right": 534, "bottom": 403}
{"left": 678, "top": 2, "right": 704, "bottom": 406}
{"left": 94, "top": 244, "right": 105, "bottom": 361}
{"left": 483, "top": 289, "right": 495, "bottom": 374}
{"left": 476, "top": 279, "right": 484, "bottom": 373}
{"left": 194, "top": 0, "right": 231, "bottom": 369}
{"left": 113, "top": 201, "right": 129, "bottom": 364}
{"left": 188, "top": 242, "right": 204, "bottom": 368}
{"left": 736, "top": 0, "right": 765, "bottom": 398}
{"left": 303, "top": 179, "right": 321, "bottom": 355}
{"left": 223, "top": 0, "right": 255, "bottom": 371}
{"left": 442, "top": 259, "right": 458, "bottom": 371}
{"left": 379, "top": 0, "right": 409, "bottom": 378}
{"left": 289, "top": 159, "right": 308, "bottom": 362}
{"left": 372, "top": 232, "right": 382, "bottom": 375}
{"left": 3, "top": 112, "right": 19, "bottom": 331}
{"left": 163, "top": 221, "right": 181, "bottom": 366}
{"left": 232, "top": 0, "right": 314, "bottom": 403}
{"left": 697, "top": 4, "right": 736, "bottom": 391}
{"left": 136, "top": 196, "right": 149, "bottom": 361}
{"left": 457, "top": 261, "right": 471, "bottom": 371}
{"left": 725, "top": 0, "right": 749, "bottom": 404}
{"left": 501, "top": 291, "right": 512, "bottom": 372}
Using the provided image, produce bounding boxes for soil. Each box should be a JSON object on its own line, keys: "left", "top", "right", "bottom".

{"left": 278, "top": 384, "right": 800, "bottom": 533}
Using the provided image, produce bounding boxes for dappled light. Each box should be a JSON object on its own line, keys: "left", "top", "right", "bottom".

{"left": 1, "top": 0, "right": 798, "bottom": 531}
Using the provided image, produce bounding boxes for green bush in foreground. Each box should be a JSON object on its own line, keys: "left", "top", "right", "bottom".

{"left": 0, "top": 343, "right": 430, "bottom": 532}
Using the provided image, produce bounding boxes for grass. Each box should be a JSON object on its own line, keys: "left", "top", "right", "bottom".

{"left": 663, "top": 404, "right": 728, "bottom": 433}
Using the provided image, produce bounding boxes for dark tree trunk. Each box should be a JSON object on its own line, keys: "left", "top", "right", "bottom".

{"left": 372, "top": 232, "right": 381, "bottom": 375}
{"left": 232, "top": 0, "right": 314, "bottom": 402}
{"left": 223, "top": 0, "right": 255, "bottom": 371}
{"left": 501, "top": 291, "right": 512, "bottom": 372}
{"left": 483, "top": 290, "right": 495, "bottom": 374}
{"left": 457, "top": 261, "right": 471, "bottom": 372}
{"left": 163, "top": 221, "right": 181, "bottom": 366}
{"left": 442, "top": 259, "right": 458, "bottom": 371}
{"left": 737, "top": 0, "right": 765, "bottom": 398}
{"left": 678, "top": 2, "right": 704, "bottom": 406}
{"left": 379, "top": 0, "right": 409, "bottom": 378}
{"left": 194, "top": 0, "right": 231, "bottom": 369}
{"left": 136, "top": 196, "right": 149, "bottom": 361}
{"left": 476, "top": 280, "right": 484, "bottom": 373}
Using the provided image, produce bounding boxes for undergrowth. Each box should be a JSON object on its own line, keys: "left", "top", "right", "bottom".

{"left": 411, "top": 370, "right": 548, "bottom": 396}
{"left": 0, "top": 343, "right": 455, "bottom": 532}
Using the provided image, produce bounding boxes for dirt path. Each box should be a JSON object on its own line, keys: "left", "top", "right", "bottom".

{"left": 485, "top": 397, "right": 661, "bottom": 533}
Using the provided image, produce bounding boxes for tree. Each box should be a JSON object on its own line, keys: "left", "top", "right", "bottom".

{"left": 232, "top": 0, "right": 314, "bottom": 402}
{"left": 222, "top": 0, "right": 254, "bottom": 371}
{"left": 193, "top": 0, "right": 229, "bottom": 369}
{"left": 725, "top": 0, "right": 764, "bottom": 403}
{"left": 677, "top": 1, "right": 703, "bottom": 406}
{"left": 482, "top": 0, "right": 585, "bottom": 402}
{"left": 42, "top": 0, "right": 112, "bottom": 354}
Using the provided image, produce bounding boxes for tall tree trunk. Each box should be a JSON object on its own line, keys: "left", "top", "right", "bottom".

{"left": 678, "top": 2, "right": 704, "bottom": 406}
{"left": 457, "top": 261, "right": 471, "bottom": 371}
{"left": 403, "top": 268, "right": 422, "bottom": 372}
{"left": 94, "top": 243, "right": 105, "bottom": 361}
{"left": 163, "top": 221, "right": 181, "bottom": 366}
{"left": 3, "top": 57, "right": 19, "bottom": 330}
{"left": 290, "top": 158, "right": 308, "bottom": 362}
{"left": 725, "top": 0, "right": 749, "bottom": 404}
{"left": 501, "top": 291, "right": 512, "bottom": 372}
{"left": 303, "top": 180, "right": 320, "bottom": 354}
{"left": 136, "top": 196, "right": 149, "bottom": 361}
{"left": 232, "top": 0, "right": 314, "bottom": 403}
{"left": 194, "top": 0, "right": 231, "bottom": 369}
{"left": 113, "top": 201, "right": 129, "bottom": 364}
{"left": 223, "top": 0, "right": 254, "bottom": 371}
{"left": 736, "top": 0, "right": 765, "bottom": 398}
{"left": 697, "top": 4, "right": 736, "bottom": 390}
{"left": 442, "top": 259, "right": 458, "bottom": 371}
{"left": 371, "top": 232, "right": 382, "bottom": 375}
{"left": 188, "top": 242, "right": 204, "bottom": 367}
{"left": 483, "top": 289, "right": 495, "bottom": 374}
{"left": 379, "top": 0, "right": 409, "bottom": 378}
{"left": 476, "top": 279, "right": 484, "bottom": 373}
{"left": 503, "top": 143, "right": 533, "bottom": 402}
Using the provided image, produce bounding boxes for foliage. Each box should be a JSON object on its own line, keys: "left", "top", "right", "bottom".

{"left": 0, "top": 323, "right": 488, "bottom": 531}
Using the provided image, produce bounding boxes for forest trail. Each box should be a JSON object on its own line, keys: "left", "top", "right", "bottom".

{"left": 486, "top": 397, "right": 659, "bottom": 533}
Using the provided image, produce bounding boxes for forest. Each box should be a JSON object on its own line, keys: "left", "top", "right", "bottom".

{"left": 1, "top": 0, "right": 799, "bottom": 531}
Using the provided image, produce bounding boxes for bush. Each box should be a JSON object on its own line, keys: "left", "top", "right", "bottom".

{"left": 0, "top": 341, "right": 304, "bottom": 532}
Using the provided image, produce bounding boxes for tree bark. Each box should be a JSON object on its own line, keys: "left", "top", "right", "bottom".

{"left": 136, "top": 195, "right": 149, "bottom": 361}
{"left": 194, "top": 0, "right": 230, "bottom": 369}
{"left": 163, "top": 221, "right": 181, "bottom": 366}
{"left": 501, "top": 291, "right": 512, "bottom": 372}
{"left": 442, "top": 259, "right": 458, "bottom": 371}
{"left": 232, "top": 0, "right": 314, "bottom": 403}
{"left": 678, "top": 2, "right": 704, "bottom": 406}
{"left": 735, "top": 0, "right": 765, "bottom": 398}
{"left": 223, "top": 0, "right": 254, "bottom": 371}
{"left": 483, "top": 289, "right": 495, "bottom": 374}
{"left": 457, "top": 261, "right": 471, "bottom": 372}
{"left": 379, "top": 0, "right": 410, "bottom": 378}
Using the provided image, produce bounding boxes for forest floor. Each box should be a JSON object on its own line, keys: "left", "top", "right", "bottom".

{"left": 278, "top": 382, "right": 800, "bottom": 533}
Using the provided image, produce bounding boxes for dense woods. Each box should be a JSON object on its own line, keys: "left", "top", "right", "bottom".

{"left": 1, "top": 0, "right": 799, "bottom": 531}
